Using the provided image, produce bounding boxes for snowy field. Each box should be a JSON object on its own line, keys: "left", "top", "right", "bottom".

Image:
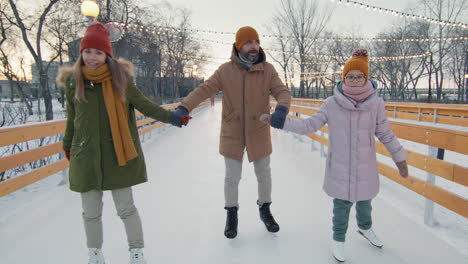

{"left": 0, "top": 102, "right": 467, "bottom": 264}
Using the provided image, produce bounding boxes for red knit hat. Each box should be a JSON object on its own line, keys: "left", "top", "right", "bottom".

{"left": 235, "top": 26, "right": 260, "bottom": 51}
{"left": 80, "top": 23, "right": 113, "bottom": 57}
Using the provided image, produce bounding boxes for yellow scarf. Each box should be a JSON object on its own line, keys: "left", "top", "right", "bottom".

{"left": 82, "top": 64, "right": 138, "bottom": 166}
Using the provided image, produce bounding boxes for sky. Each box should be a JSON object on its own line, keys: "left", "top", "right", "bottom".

{"left": 141, "top": 0, "right": 418, "bottom": 78}
{"left": 4, "top": 0, "right": 447, "bottom": 80}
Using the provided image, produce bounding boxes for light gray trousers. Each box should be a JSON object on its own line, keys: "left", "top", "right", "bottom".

{"left": 224, "top": 156, "right": 272, "bottom": 208}
{"left": 80, "top": 187, "right": 144, "bottom": 249}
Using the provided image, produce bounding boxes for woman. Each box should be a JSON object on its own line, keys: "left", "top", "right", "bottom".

{"left": 57, "top": 23, "right": 190, "bottom": 264}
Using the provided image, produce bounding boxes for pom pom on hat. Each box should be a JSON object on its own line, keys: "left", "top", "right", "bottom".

{"left": 342, "top": 48, "right": 369, "bottom": 79}
{"left": 352, "top": 48, "right": 368, "bottom": 58}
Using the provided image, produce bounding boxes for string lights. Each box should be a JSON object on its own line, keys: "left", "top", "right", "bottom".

{"left": 330, "top": 0, "right": 468, "bottom": 29}
{"left": 113, "top": 22, "right": 468, "bottom": 43}
{"left": 115, "top": 23, "right": 434, "bottom": 65}
{"left": 369, "top": 52, "right": 431, "bottom": 62}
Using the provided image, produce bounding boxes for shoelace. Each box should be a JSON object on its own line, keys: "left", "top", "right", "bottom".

{"left": 261, "top": 207, "right": 275, "bottom": 222}
{"left": 227, "top": 212, "right": 236, "bottom": 226}
{"left": 131, "top": 252, "right": 142, "bottom": 259}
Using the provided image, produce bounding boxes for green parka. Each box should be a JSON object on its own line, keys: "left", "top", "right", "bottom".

{"left": 59, "top": 59, "right": 173, "bottom": 193}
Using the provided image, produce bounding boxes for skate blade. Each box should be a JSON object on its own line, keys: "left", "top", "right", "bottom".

{"left": 357, "top": 230, "right": 383, "bottom": 248}
{"left": 333, "top": 255, "right": 345, "bottom": 262}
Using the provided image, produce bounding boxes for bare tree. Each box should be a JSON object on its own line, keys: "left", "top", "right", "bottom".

{"left": 44, "top": 0, "right": 83, "bottom": 108}
{"left": 2, "top": 0, "right": 61, "bottom": 120}
{"left": 99, "top": 0, "right": 141, "bottom": 25}
{"left": 93, "top": 1, "right": 204, "bottom": 103}
{"left": 0, "top": 1, "right": 33, "bottom": 114}
{"left": 418, "top": 0, "right": 468, "bottom": 101}
{"left": 275, "top": 0, "right": 333, "bottom": 97}
{"left": 372, "top": 20, "right": 427, "bottom": 101}
{"left": 265, "top": 14, "right": 296, "bottom": 94}
{"left": 448, "top": 28, "right": 468, "bottom": 102}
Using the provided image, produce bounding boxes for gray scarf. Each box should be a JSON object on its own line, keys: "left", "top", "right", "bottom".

{"left": 238, "top": 52, "right": 259, "bottom": 71}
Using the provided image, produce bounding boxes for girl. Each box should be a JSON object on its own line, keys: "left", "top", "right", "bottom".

{"left": 57, "top": 23, "right": 190, "bottom": 264}
{"left": 262, "top": 48, "right": 408, "bottom": 262}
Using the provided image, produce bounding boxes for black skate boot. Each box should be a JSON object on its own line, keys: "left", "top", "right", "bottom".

{"left": 259, "top": 202, "right": 280, "bottom": 233}
{"left": 224, "top": 207, "right": 238, "bottom": 239}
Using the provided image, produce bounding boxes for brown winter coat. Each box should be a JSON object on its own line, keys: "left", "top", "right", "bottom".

{"left": 180, "top": 46, "right": 291, "bottom": 162}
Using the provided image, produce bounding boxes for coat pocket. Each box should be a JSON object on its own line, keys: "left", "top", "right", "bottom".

{"left": 222, "top": 111, "right": 238, "bottom": 123}
{"left": 70, "top": 138, "right": 90, "bottom": 158}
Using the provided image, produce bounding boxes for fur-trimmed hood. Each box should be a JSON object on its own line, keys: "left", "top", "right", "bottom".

{"left": 56, "top": 57, "right": 135, "bottom": 88}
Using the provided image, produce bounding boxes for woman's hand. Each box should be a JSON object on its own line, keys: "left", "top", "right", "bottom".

{"left": 181, "top": 115, "right": 192, "bottom": 126}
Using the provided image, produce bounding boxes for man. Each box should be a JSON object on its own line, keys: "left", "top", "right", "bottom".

{"left": 174, "top": 26, "right": 291, "bottom": 239}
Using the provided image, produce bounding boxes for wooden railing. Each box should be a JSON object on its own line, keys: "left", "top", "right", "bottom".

{"left": 290, "top": 98, "right": 468, "bottom": 127}
{"left": 272, "top": 101, "right": 468, "bottom": 218}
{"left": 0, "top": 101, "right": 209, "bottom": 197}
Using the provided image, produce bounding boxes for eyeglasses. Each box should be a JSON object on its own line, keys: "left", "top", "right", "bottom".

{"left": 345, "top": 75, "right": 366, "bottom": 82}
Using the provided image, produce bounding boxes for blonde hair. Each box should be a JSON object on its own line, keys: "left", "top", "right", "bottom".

{"left": 71, "top": 55, "right": 128, "bottom": 102}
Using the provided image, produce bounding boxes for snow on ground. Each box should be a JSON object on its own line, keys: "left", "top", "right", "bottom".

{"left": 0, "top": 102, "right": 467, "bottom": 264}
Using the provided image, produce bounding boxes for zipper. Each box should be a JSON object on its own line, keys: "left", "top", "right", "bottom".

{"left": 348, "top": 111, "right": 352, "bottom": 200}
{"left": 71, "top": 140, "right": 87, "bottom": 157}
{"left": 242, "top": 72, "right": 246, "bottom": 148}
{"left": 71, "top": 140, "right": 86, "bottom": 147}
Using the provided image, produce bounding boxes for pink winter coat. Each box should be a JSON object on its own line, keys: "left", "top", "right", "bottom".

{"left": 283, "top": 83, "right": 407, "bottom": 202}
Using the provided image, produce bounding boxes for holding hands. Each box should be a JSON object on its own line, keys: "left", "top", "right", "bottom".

{"left": 270, "top": 105, "right": 288, "bottom": 129}
{"left": 171, "top": 106, "right": 192, "bottom": 127}
{"left": 259, "top": 105, "right": 288, "bottom": 129}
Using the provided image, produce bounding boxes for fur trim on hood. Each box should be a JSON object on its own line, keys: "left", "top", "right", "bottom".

{"left": 56, "top": 57, "right": 135, "bottom": 88}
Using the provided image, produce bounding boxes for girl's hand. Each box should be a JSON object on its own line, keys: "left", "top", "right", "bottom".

{"left": 396, "top": 161, "right": 408, "bottom": 178}
{"left": 260, "top": 114, "right": 271, "bottom": 124}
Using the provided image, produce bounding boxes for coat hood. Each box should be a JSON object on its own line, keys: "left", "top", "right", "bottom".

{"left": 56, "top": 57, "right": 135, "bottom": 88}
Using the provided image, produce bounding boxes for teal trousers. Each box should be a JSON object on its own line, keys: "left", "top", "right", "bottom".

{"left": 332, "top": 198, "right": 372, "bottom": 242}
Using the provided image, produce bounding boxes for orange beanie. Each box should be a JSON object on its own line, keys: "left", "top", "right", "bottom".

{"left": 235, "top": 26, "right": 260, "bottom": 51}
{"left": 342, "top": 48, "right": 369, "bottom": 80}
